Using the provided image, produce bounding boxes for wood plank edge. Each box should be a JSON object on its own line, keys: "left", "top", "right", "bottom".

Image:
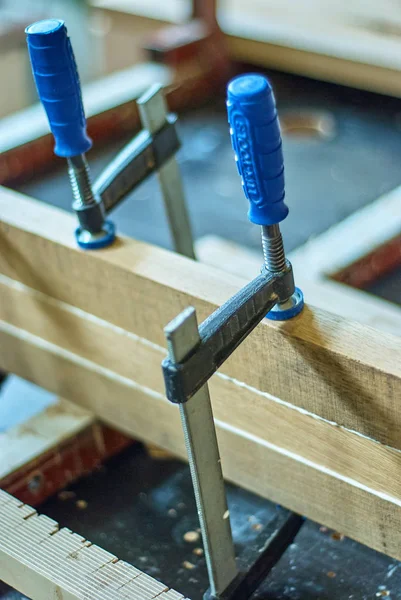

{"left": 0, "top": 489, "right": 189, "bottom": 600}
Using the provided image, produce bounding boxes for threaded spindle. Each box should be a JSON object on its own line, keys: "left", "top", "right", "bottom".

{"left": 261, "top": 224, "right": 286, "bottom": 272}
{"left": 68, "top": 154, "right": 96, "bottom": 208}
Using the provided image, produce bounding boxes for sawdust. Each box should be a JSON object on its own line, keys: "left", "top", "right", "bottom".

{"left": 183, "top": 531, "right": 200, "bottom": 543}
{"left": 58, "top": 491, "right": 76, "bottom": 501}
{"left": 331, "top": 531, "right": 345, "bottom": 541}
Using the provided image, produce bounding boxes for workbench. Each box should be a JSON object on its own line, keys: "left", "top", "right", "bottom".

{"left": 1, "top": 69, "right": 401, "bottom": 599}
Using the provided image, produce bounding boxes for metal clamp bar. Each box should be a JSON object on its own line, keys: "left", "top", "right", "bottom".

{"left": 93, "top": 116, "right": 180, "bottom": 214}
{"left": 138, "top": 84, "right": 196, "bottom": 259}
{"left": 162, "top": 264, "right": 295, "bottom": 404}
{"left": 165, "top": 308, "right": 238, "bottom": 597}
{"left": 93, "top": 83, "right": 196, "bottom": 259}
{"left": 163, "top": 271, "right": 303, "bottom": 600}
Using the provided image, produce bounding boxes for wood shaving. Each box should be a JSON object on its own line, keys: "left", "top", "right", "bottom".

{"left": 183, "top": 531, "right": 200, "bottom": 543}
{"left": 58, "top": 491, "right": 76, "bottom": 501}
{"left": 331, "top": 531, "right": 345, "bottom": 541}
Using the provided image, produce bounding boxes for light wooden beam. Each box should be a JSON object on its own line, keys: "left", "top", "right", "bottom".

{"left": 0, "top": 489, "right": 188, "bottom": 600}
{"left": 1, "top": 188, "right": 400, "bottom": 448}
{"left": 0, "top": 397, "right": 131, "bottom": 506}
{"left": 0, "top": 398, "right": 93, "bottom": 481}
{"left": 2, "top": 189, "right": 401, "bottom": 559}
{"left": 92, "top": 0, "right": 401, "bottom": 96}
{"left": 0, "top": 62, "right": 170, "bottom": 157}
{"left": 194, "top": 183, "right": 401, "bottom": 336}
{"left": 195, "top": 234, "right": 401, "bottom": 336}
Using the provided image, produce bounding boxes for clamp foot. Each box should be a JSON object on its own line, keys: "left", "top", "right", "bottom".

{"left": 75, "top": 220, "right": 116, "bottom": 250}
{"left": 266, "top": 287, "right": 304, "bottom": 321}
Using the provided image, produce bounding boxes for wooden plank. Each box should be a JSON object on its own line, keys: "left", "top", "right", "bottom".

{"left": 2, "top": 325, "right": 401, "bottom": 560}
{"left": 92, "top": 0, "right": 401, "bottom": 96}
{"left": 1, "top": 187, "right": 401, "bottom": 450}
{"left": 0, "top": 394, "right": 132, "bottom": 506}
{"left": 1, "top": 274, "right": 401, "bottom": 502}
{"left": 0, "top": 399, "right": 93, "bottom": 480}
{"left": 195, "top": 234, "right": 401, "bottom": 336}
{"left": 195, "top": 183, "right": 401, "bottom": 335}
{"left": 2, "top": 190, "right": 401, "bottom": 557}
{"left": 0, "top": 62, "right": 170, "bottom": 156}
{"left": 0, "top": 489, "right": 188, "bottom": 600}
{"left": 91, "top": 0, "right": 190, "bottom": 22}
{"left": 289, "top": 184, "right": 401, "bottom": 280}
{"left": 0, "top": 62, "right": 171, "bottom": 187}
{"left": 1, "top": 310, "right": 401, "bottom": 505}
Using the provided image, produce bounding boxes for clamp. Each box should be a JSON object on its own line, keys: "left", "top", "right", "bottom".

{"left": 162, "top": 74, "right": 305, "bottom": 599}
{"left": 25, "top": 19, "right": 195, "bottom": 258}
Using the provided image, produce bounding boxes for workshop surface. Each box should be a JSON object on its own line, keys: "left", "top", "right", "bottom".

{"left": 1, "top": 71, "right": 401, "bottom": 599}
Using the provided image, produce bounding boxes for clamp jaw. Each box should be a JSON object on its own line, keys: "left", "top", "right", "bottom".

{"left": 26, "top": 19, "right": 194, "bottom": 257}
{"left": 162, "top": 74, "right": 305, "bottom": 600}
{"left": 163, "top": 265, "right": 294, "bottom": 405}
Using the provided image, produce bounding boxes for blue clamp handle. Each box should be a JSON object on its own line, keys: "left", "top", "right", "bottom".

{"left": 26, "top": 19, "right": 92, "bottom": 158}
{"left": 227, "top": 74, "right": 288, "bottom": 226}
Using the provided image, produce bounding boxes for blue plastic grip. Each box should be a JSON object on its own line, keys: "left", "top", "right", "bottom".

{"left": 227, "top": 74, "right": 288, "bottom": 226}
{"left": 26, "top": 19, "right": 92, "bottom": 158}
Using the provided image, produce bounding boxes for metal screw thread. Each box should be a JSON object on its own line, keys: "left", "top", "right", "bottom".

{"left": 67, "top": 154, "right": 96, "bottom": 208}
{"left": 261, "top": 224, "right": 287, "bottom": 272}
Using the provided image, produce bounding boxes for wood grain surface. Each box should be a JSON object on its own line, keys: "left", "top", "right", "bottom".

{"left": 0, "top": 489, "right": 188, "bottom": 600}
{"left": 1, "top": 188, "right": 400, "bottom": 448}
{"left": 1, "top": 189, "right": 401, "bottom": 559}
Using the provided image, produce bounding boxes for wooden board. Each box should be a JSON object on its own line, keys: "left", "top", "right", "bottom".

{"left": 0, "top": 62, "right": 171, "bottom": 187}
{"left": 0, "top": 63, "right": 170, "bottom": 157}
{"left": 289, "top": 184, "right": 401, "bottom": 281}
{"left": 0, "top": 399, "right": 93, "bottom": 480}
{"left": 195, "top": 233, "right": 401, "bottom": 338}
{"left": 1, "top": 188, "right": 400, "bottom": 448}
{"left": 0, "top": 489, "right": 188, "bottom": 600}
{"left": 196, "top": 183, "right": 401, "bottom": 336}
{"left": 1, "top": 189, "right": 401, "bottom": 559}
{"left": 0, "top": 397, "right": 132, "bottom": 506}
{"left": 91, "top": 0, "right": 401, "bottom": 96}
